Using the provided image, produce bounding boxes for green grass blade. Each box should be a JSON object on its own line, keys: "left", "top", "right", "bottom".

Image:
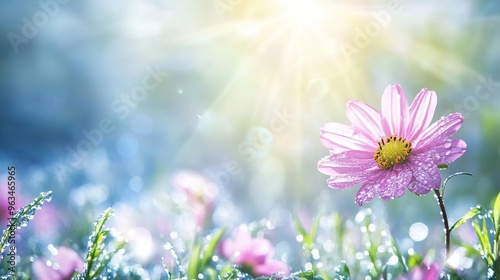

{"left": 450, "top": 206, "right": 482, "bottom": 232}
{"left": 334, "top": 261, "right": 350, "bottom": 280}
{"left": 292, "top": 214, "right": 308, "bottom": 241}
{"left": 200, "top": 228, "right": 226, "bottom": 269}
{"left": 187, "top": 236, "right": 202, "bottom": 280}
{"left": 80, "top": 208, "right": 114, "bottom": 280}
{"left": 389, "top": 233, "right": 408, "bottom": 272}
{"left": 493, "top": 192, "right": 500, "bottom": 233}
{"left": 0, "top": 191, "right": 52, "bottom": 255}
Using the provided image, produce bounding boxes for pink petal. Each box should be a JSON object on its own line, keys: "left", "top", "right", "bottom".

{"left": 245, "top": 238, "right": 274, "bottom": 264}
{"left": 317, "top": 151, "right": 377, "bottom": 175}
{"left": 219, "top": 239, "right": 236, "bottom": 259}
{"left": 326, "top": 173, "right": 370, "bottom": 190}
{"left": 381, "top": 84, "right": 409, "bottom": 136}
{"left": 320, "top": 122, "right": 375, "bottom": 153}
{"left": 319, "top": 151, "right": 380, "bottom": 190}
{"left": 378, "top": 168, "right": 412, "bottom": 200}
{"left": 406, "top": 89, "right": 437, "bottom": 141}
{"left": 432, "top": 138, "right": 467, "bottom": 164}
{"left": 354, "top": 170, "right": 386, "bottom": 205}
{"left": 54, "top": 247, "right": 84, "bottom": 277}
{"left": 346, "top": 101, "right": 386, "bottom": 141}
{"left": 413, "top": 113, "right": 464, "bottom": 151}
{"left": 407, "top": 154, "right": 441, "bottom": 194}
{"left": 355, "top": 183, "right": 378, "bottom": 206}
{"left": 253, "top": 259, "right": 290, "bottom": 277}
{"left": 32, "top": 259, "right": 61, "bottom": 280}
{"left": 233, "top": 226, "right": 252, "bottom": 242}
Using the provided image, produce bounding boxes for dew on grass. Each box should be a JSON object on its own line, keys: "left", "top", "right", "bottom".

{"left": 487, "top": 268, "right": 494, "bottom": 278}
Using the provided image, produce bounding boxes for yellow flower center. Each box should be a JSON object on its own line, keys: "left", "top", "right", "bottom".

{"left": 373, "top": 135, "right": 412, "bottom": 169}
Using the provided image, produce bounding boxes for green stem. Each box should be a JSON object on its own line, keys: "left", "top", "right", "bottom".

{"left": 434, "top": 188, "right": 450, "bottom": 262}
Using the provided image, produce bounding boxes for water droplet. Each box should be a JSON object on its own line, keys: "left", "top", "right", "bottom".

{"left": 487, "top": 268, "right": 494, "bottom": 278}
{"left": 445, "top": 150, "right": 451, "bottom": 156}
{"left": 19, "top": 217, "right": 29, "bottom": 228}
{"left": 444, "top": 142, "right": 452, "bottom": 148}
{"left": 41, "top": 191, "right": 53, "bottom": 202}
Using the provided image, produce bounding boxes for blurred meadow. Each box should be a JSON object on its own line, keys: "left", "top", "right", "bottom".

{"left": 1, "top": 0, "right": 500, "bottom": 278}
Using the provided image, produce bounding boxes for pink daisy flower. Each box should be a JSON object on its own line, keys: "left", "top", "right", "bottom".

{"left": 318, "top": 84, "right": 466, "bottom": 206}
{"left": 32, "top": 246, "right": 84, "bottom": 280}
{"left": 219, "top": 226, "right": 290, "bottom": 277}
{"left": 397, "top": 262, "right": 441, "bottom": 280}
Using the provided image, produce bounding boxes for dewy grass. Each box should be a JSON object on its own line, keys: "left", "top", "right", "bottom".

{"left": 73, "top": 208, "right": 126, "bottom": 280}
{"left": 1, "top": 192, "right": 500, "bottom": 279}
{"left": 0, "top": 191, "right": 53, "bottom": 256}
{"left": 1, "top": 87, "right": 500, "bottom": 279}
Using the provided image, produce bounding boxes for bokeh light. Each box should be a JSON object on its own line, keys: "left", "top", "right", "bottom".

{"left": 1, "top": 0, "right": 499, "bottom": 278}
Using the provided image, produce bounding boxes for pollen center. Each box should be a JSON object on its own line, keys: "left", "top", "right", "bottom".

{"left": 373, "top": 135, "right": 412, "bottom": 169}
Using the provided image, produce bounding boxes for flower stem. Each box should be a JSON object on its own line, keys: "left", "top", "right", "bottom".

{"left": 434, "top": 188, "right": 450, "bottom": 261}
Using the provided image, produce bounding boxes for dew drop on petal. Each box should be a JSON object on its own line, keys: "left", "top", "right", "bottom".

{"left": 444, "top": 142, "right": 452, "bottom": 148}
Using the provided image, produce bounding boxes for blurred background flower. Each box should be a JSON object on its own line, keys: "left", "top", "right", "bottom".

{"left": 219, "top": 225, "right": 290, "bottom": 277}
{"left": 0, "top": 0, "right": 499, "bottom": 275}
{"left": 172, "top": 170, "right": 219, "bottom": 230}
{"left": 32, "top": 246, "right": 84, "bottom": 280}
{"left": 397, "top": 262, "right": 440, "bottom": 280}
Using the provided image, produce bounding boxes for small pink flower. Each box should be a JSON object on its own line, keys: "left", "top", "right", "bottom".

{"left": 398, "top": 262, "right": 441, "bottom": 280}
{"left": 219, "top": 226, "right": 290, "bottom": 277}
{"left": 32, "top": 247, "right": 84, "bottom": 280}
{"left": 172, "top": 171, "right": 218, "bottom": 229}
{"left": 318, "top": 85, "right": 466, "bottom": 205}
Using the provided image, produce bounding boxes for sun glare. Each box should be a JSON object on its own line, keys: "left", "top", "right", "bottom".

{"left": 277, "top": 0, "right": 329, "bottom": 28}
